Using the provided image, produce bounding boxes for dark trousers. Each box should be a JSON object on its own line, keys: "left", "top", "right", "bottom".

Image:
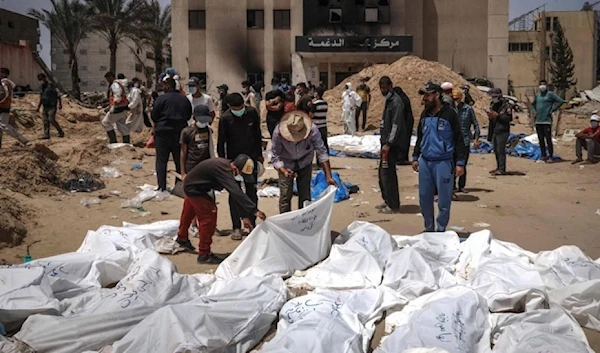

{"left": 576, "top": 138, "right": 600, "bottom": 161}
{"left": 355, "top": 102, "right": 368, "bottom": 131}
{"left": 536, "top": 124, "right": 554, "bottom": 159}
{"left": 378, "top": 146, "right": 400, "bottom": 209}
{"left": 454, "top": 150, "right": 470, "bottom": 190}
{"left": 267, "top": 118, "right": 279, "bottom": 138}
{"left": 278, "top": 164, "right": 312, "bottom": 213}
{"left": 42, "top": 108, "right": 64, "bottom": 137}
{"left": 154, "top": 130, "right": 181, "bottom": 191}
{"left": 493, "top": 132, "right": 509, "bottom": 173}
{"left": 318, "top": 126, "right": 329, "bottom": 151}
{"left": 229, "top": 170, "right": 258, "bottom": 229}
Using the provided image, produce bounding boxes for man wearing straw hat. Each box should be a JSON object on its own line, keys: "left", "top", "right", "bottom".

{"left": 271, "top": 111, "right": 337, "bottom": 213}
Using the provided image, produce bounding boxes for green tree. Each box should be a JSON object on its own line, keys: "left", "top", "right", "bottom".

{"left": 549, "top": 20, "right": 577, "bottom": 98}
{"left": 141, "top": 0, "right": 171, "bottom": 82}
{"left": 29, "top": 0, "right": 90, "bottom": 100}
{"left": 84, "top": 0, "right": 149, "bottom": 74}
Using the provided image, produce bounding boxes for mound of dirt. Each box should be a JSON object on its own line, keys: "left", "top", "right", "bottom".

{"left": 324, "top": 56, "right": 491, "bottom": 129}
{"left": 0, "top": 192, "right": 32, "bottom": 249}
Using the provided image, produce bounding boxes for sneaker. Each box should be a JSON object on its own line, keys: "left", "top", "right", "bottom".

{"left": 231, "top": 229, "right": 243, "bottom": 241}
{"left": 197, "top": 253, "right": 226, "bottom": 264}
{"left": 375, "top": 203, "right": 388, "bottom": 210}
{"left": 189, "top": 224, "right": 199, "bottom": 238}
{"left": 176, "top": 238, "right": 196, "bottom": 252}
{"left": 379, "top": 206, "right": 400, "bottom": 214}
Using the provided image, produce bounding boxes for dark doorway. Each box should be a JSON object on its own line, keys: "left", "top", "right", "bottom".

{"left": 335, "top": 72, "right": 358, "bottom": 86}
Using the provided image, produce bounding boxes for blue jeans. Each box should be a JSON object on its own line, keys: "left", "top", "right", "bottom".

{"left": 418, "top": 158, "right": 454, "bottom": 232}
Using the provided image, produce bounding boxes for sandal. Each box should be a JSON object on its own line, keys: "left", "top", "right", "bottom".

{"left": 231, "top": 229, "right": 243, "bottom": 241}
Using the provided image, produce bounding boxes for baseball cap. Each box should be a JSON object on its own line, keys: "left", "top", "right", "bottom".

{"left": 188, "top": 76, "right": 200, "bottom": 86}
{"left": 488, "top": 88, "right": 503, "bottom": 98}
{"left": 419, "top": 82, "right": 443, "bottom": 95}
{"left": 193, "top": 105, "right": 212, "bottom": 123}
{"left": 591, "top": 114, "right": 600, "bottom": 122}
{"left": 232, "top": 154, "right": 255, "bottom": 184}
{"left": 217, "top": 84, "right": 229, "bottom": 90}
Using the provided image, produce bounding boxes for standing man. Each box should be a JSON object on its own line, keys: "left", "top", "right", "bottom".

{"left": 531, "top": 80, "right": 565, "bottom": 162}
{"left": 36, "top": 73, "right": 65, "bottom": 140}
{"left": 296, "top": 82, "right": 312, "bottom": 114}
{"left": 572, "top": 114, "right": 600, "bottom": 165}
{"left": 180, "top": 104, "right": 215, "bottom": 180}
{"left": 376, "top": 76, "right": 406, "bottom": 214}
{"left": 187, "top": 77, "right": 215, "bottom": 120}
{"left": 176, "top": 155, "right": 267, "bottom": 264}
{"left": 126, "top": 77, "right": 144, "bottom": 133}
{"left": 265, "top": 78, "right": 285, "bottom": 137}
{"left": 102, "top": 71, "right": 131, "bottom": 144}
{"left": 271, "top": 111, "right": 336, "bottom": 213}
{"left": 453, "top": 88, "right": 480, "bottom": 194}
{"left": 310, "top": 86, "right": 329, "bottom": 151}
{"left": 241, "top": 81, "right": 257, "bottom": 109}
{"left": 151, "top": 78, "right": 192, "bottom": 191}
{"left": 217, "top": 84, "right": 229, "bottom": 116}
{"left": 441, "top": 82, "right": 456, "bottom": 110}
{"left": 278, "top": 78, "right": 291, "bottom": 93}
{"left": 412, "top": 82, "right": 467, "bottom": 233}
{"left": 487, "top": 88, "right": 512, "bottom": 176}
{"left": 393, "top": 86, "right": 414, "bottom": 164}
{"left": 341, "top": 83, "right": 362, "bottom": 136}
{"left": 217, "top": 93, "right": 263, "bottom": 240}
{"left": 0, "top": 68, "right": 29, "bottom": 148}
{"left": 355, "top": 77, "right": 371, "bottom": 132}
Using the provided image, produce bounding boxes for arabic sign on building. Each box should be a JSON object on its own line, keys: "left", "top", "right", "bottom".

{"left": 296, "top": 36, "right": 413, "bottom": 53}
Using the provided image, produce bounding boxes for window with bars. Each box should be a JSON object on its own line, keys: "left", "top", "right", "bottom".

{"left": 247, "top": 10, "right": 264, "bottom": 28}
{"left": 274, "top": 10, "right": 290, "bottom": 29}
{"left": 189, "top": 10, "right": 206, "bottom": 29}
{"left": 508, "top": 42, "right": 533, "bottom": 52}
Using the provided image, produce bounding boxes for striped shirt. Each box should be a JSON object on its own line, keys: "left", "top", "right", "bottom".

{"left": 311, "top": 99, "right": 328, "bottom": 129}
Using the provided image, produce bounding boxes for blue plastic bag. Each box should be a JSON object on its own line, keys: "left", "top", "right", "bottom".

{"left": 311, "top": 170, "right": 349, "bottom": 203}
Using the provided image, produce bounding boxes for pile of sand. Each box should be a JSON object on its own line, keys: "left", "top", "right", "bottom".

{"left": 324, "top": 56, "right": 491, "bottom": 129}
{"left": 0, "top": 192, "right": 31, "bottom": 249}
{"left": 10, "top": 94, "right": 101, "bottom": 126}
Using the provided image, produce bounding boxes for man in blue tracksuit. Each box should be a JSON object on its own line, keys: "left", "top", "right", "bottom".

{"left": 412, "top": 82, "right": 468, "bottom": 232}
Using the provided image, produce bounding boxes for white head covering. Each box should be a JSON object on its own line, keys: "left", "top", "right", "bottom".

{"left": 441, "top": 82, "right": 453, "bottom": 91}
{"left": 591, "top": 114, "right": 600, "bottom": 122}
{"left": 345, "top": 82, "right": 352, "bottom": 90}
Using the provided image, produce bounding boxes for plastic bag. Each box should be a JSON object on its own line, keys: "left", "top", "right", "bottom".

{"left": 311, "top": 170, "right": 349, "bottom": 203}
{"left": 100, "top": 167, "right": 121, "bottom": 178}
{"left": 80, "top": 198, "right": 101, "bottom": 207}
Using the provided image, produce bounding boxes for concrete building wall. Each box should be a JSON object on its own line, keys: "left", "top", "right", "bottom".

{"left": 508, "top": 11, "right": 597, "bottom": 99}
{"left": 0, "top": 9, "right": 39, "bottom": 47}
{"left": 487, "top": 0, "right": 509, "bottom": 93}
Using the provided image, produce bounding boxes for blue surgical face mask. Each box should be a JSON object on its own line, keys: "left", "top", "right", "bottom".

{"left": 189, "top": 87, "right": 197, "bottom": 94}
{"left": 234, "top": 174, "right": 244, "bottom": 182}
{"left": 231, "top": 108, "right": 246, "bottom": 117}
{"left": 385, "top": 92, "right": 393, "bottom": 100}
{"left": 272, "top": 85, "right": 278, "bottom": 91}
{"left": 196, "top": 121, "right": 209, "bottom": 128}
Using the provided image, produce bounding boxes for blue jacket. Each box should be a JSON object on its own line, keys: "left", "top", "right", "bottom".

{"left": 413, "top": 104, "right": 468, "bottom": 166}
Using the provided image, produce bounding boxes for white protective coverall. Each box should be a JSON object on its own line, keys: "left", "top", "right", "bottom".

{"left": 101, "top": 79, "right": 130, "bottom": 137}
{"left": 126, "top": 86, "right": 144, "bottom": 133}
{"left": 341, "top": 83, "right": 362, "bottom": 136}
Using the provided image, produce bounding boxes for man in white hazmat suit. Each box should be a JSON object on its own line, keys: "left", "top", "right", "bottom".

{"left": 126, "top": 77, "right": 144, "bottom": 133}
{"left": 342, "top": 82, "right": 362, "bottom": 135}
{"left": 102, "top": 71, "right": 130, "bottom": 144}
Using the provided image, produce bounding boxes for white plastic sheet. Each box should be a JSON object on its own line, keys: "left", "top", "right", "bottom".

{"left": 491, "top": 309, "right": 593, "bottom": 353}
{"left": 0, "top": 267, "right": 60, "bottom": 331}
{"left": 260, "top": 288, "right": 391, "bottom": 353}
{"left": 257, "top": 186, "right": 281, "bottom": 198}
{"left": 287, "top": 222, "right": 397, "bottom": 290}
{"left": 102, "top": 275, "right": 286, "bottom": 353}
{"left": 3, "top": 251, "right": 131, "bottom": 300}
{"left": 378, "top": 286, "right": 491, "bottom": 353}
{"left": 534, "top": 245, "right": 600, "bottom": 290}
{"left": 548, "top": 279, "right": 600, "bottom": 331}
{"left": 15, "top": 250, "right": 214, "bottom": 353}
{"left": 120, "top": 184, "right": 171, "bottom": 208}
{"left": 216, "top": 187, "right": 337, "bottom": 279}
{"left": 327, "top": 135, "right": 417, "bottom": 157}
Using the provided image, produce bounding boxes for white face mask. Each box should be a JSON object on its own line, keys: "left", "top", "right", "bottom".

{"left": 196, "top": 122, "right": 208, "bottom": 128}
{"left": 234, "top": 174, "right": 244, "bottom": 182}
{"left": 539, "top": 85, "right": 548, "bottom": 92}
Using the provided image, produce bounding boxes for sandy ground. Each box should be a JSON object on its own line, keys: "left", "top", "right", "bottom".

{"left": 1, "top": 101, "right": 600, "bottom": 349}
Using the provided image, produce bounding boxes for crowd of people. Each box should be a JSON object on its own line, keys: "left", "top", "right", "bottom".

{"left": 1, "top": 64, "right": 599, "bottom": 265}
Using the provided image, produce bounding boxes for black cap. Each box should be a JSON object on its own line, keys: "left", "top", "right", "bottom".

{"left": 232, "top": 154, "right": 255, "bottom": 184}
{"left": 217, "top": 84, "right": 229, "bottom": 90}
{"left": 188, "top": 76, "right": 200, "bottom": 86}
{"left": 419, "top": 82, "right": 443, "bottom": 95}
{"left": 193, "top": 104, "right": 212, "bottom": 123}
{"left": 488, "top": 88, "right": 503, "bottom": 97}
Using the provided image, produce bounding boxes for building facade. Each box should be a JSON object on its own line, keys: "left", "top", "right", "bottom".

{"left": 509, "top": 11, "right": 598, "bottom": 100}
{"left": 51, "top": 33, "right": 160, "bottom": 93}
{"left": 0, "top": 9, "right": 42, "bottom": 88}
{"left": 172, "top": 0, "right": 509, "bottom": 96}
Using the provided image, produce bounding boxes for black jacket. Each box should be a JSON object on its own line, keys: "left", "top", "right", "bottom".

{"left": 217, "top": 106, "right": 263, "bottom": 160}
{"left": 489, "top": 99, "right": 512, "bottom": 140}
{"left": 380, "top": 92, "right": 406, "bottom": 148}
{"left": 151, "top": 90, "right": 192, "bottom": 134}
